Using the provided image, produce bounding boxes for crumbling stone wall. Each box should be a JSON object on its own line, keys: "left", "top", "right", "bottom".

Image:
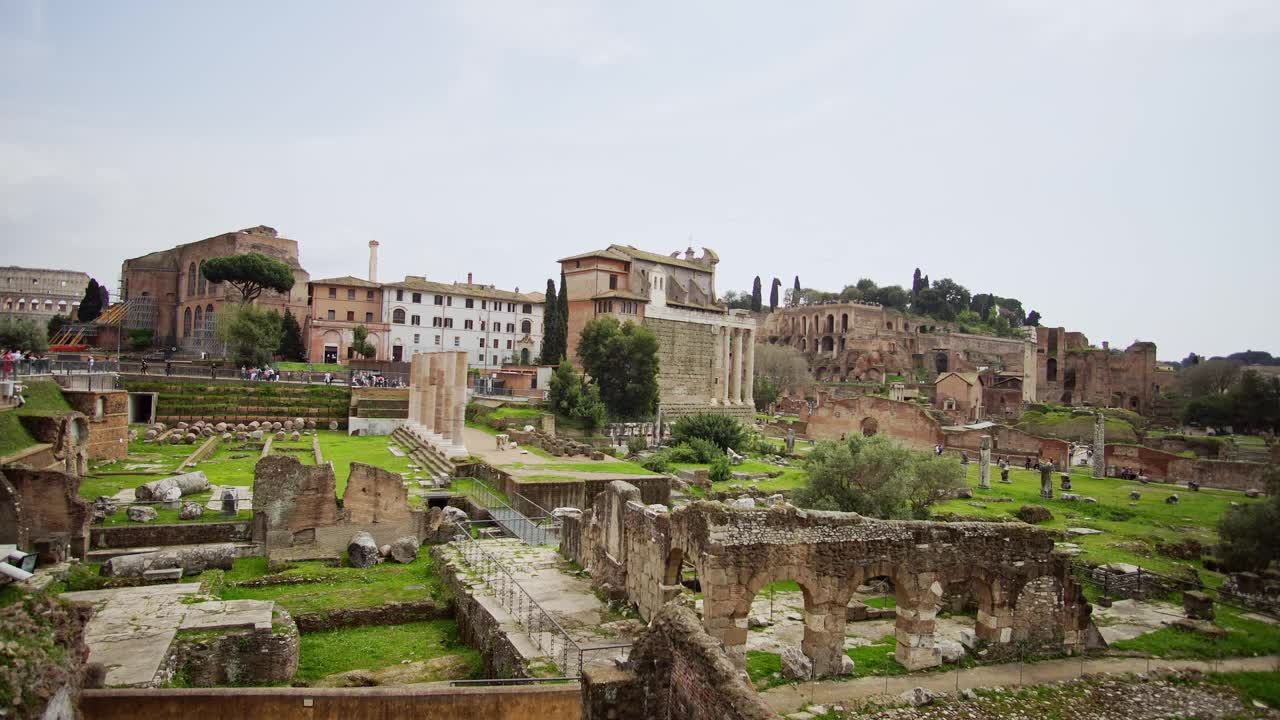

{"left": 61, "top": 389, "right": 130, "bottom": 461}
{"left": 945, "top": 426, "right": 1070, "bottom": 467}
{"left": 344, "top": 462, "right": 412, "bottom": 524}
{"left": 18, "top": 412, "right": 90, "bottom": 476}
{"left": 568, "top": 494, "right": 1101, "bottom": 678}
{"left": 803, "top": 395, "right": 943, "bottom": 452}
{"left": 582, "top": 603, "right": 774, "bottom": 720}
{"left": 163, "top": 609, "right": 299, "bottom": 686}
{"left": 1106, "top": 445, "right": 1268, "bottom": 491}
{"left": 0, "top": 466, "right": 92, "bottom": 562}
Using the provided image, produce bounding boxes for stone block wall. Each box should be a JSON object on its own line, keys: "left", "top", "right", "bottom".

{"left": 804, "top": 395, "right": 943, "bottom": 452}
{"left": 61, "top": 388, "right": 130, "bottom": 460}
{"left": 1167, "top": 459, "right": 1268, "bottom": 492}
{"left": 0, "top": 466, "right": 92, "bottom": 561}
{"left": 90, "top": 521, "right": 251, "bottom": 549}
{"left": 163, "top": 612, "right": 299, "bottom": 687}
{"left": 944, "top": 426, "right": 1069, "bottom": 467}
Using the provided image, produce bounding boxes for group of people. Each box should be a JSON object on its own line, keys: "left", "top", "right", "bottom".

{"left": 242, "top": 365, "right": 281, "bottom": 382}
{"left": 349, "top": 370, "right": 403, "bottom": 388}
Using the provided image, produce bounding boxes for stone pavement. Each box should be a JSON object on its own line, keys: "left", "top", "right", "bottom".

{"left": 761, "top": 653, "right": 1280, "bottom": 714}
{"left": 441, "top": 539, "right": 640, "bottom": 674}
{"left": 61, "top": 583, "right": 274, "bottom": 687}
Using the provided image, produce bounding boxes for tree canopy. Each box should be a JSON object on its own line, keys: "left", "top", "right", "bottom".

{"left": 216, "top": 304, "right": 282, "bottom": 366}
{"left": 547, "top": 360, "right": 605, "bottom": 430}
{"left": 750, "top": 277, "right": 763, "bottom": 312}
{"left": 278, "top": 310, "right": 306, "bottom": 362}
{"left": 350, "top": 325, "right": 376, "bottom": 359}
{"left": 576, "top": 316, "right": 660, "bottom": 419}
{"left": 792, "top": 434, "right": 965, "bottom": 519}
{"left": 0, "top": 317, "right": 48, "bottom": 354}
{"left": 201, "top": 253, "right": 295, "bottom": 304}
{"left": 77, "top": 278, "right": 103, "bottom": 322}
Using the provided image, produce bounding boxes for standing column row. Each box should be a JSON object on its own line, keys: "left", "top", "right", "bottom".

{"left": 407, "top": 351, "right": 469, "bottom": 452}
{"left": 715, "top": 326, "right": 756, "bottom": 406}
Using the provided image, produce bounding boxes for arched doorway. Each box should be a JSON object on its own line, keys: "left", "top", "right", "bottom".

{"left": 935, "top": 352, "right": 949, "bottom": 374}
{"left": 860, "top": 417, "right": 879, "bottom": 436}
{"left": 1046, "top": 358, "right": 1058, "bottom": 382}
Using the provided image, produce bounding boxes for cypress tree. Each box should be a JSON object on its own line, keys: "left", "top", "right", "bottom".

{"left": 557, "top": 271, "right": 569, "bottom": 359}
{"left": 542, "top": 278, "right": 560, "bottom": 364}
{"left": 750, "top": 276, "right": 762, "bottom": 312}
{"left": 769, "top": 278, "right": 780, "bottom": 310}
{"left": 77, "top": 279, "right": 103, "bottom": 322}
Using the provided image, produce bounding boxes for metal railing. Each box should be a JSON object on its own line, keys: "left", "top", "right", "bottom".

{"left": 458, "top": 478, "right": 554, "bottom": 545}
{"left": 2, "top": 358, "right": 120, "bottom": 377}
{"left": 114, "top": 361, "right": 409, "bottom": 387}
{"left": 451, "top": 519, "right": 585, "bottom": 676}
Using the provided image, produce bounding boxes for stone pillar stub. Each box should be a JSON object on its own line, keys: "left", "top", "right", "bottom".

{"left": 1092, "top": 413, "right": 1106, "bottom": 479}
{"left": 407, "top": 354, "right": 422, "bottom": 427}
{"left": 978, "top": 435, "right": 991, "bottom": 490}
{"left": 1039, "top": 463, "right": 1053, "bottom": 500}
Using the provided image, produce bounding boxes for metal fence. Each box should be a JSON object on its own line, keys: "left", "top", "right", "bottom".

{"left": 113, "top": 361, "right": 409, "bottom": 388}
{"left": 451, "top": 519, "right": 585, "bottom": 676}
{"left": 457, "top": 478, "right": 555, "bottom": 546}
{"left": 2, "top": 358, "right": 120, "bottom": 377}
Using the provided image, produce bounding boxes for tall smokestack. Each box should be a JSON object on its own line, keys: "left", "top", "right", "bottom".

{"left": 368, "top": 240, "right": 379, "bottom": 283}
{"left": 467, "top": 272, "right": 473, "bottom": 285}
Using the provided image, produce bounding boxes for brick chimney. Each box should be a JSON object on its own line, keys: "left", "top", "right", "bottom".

{"left": 368, "top": 240, "right": 379, "bottom": 283}
{"left": 467, "top": 272, "right": 473, "bottom": 285}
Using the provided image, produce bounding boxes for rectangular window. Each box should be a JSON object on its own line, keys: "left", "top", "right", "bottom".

{"left": 447, "top": 296, "right": 453, "bottom": 306}
{"left": 327, "top": 309, "right": 336, "bottom": 320}
{"left": 347, "top": 289, "right": 356, "bottom": 300}
{"left": 432, "top": 317, "right": 441, "bottom": 327}
{"left": 478, "top": 353, "right": 484, "bottom": 361}
{"left": 465, "top": 298, "right": 474, "bottom": 309}
{"left": 412, "top": 292, "right": 422, "bottom": 304}
{"left": 506, "top": 323, "right": 514, "bottom": 333}
{"left": 411, "top": 315, "right": 421, "bottom": 326}
{"left": 464, "top": 319, "right": 473, "bottom": 330}
{"left": 453, "top": 337, "right": 459, "bottom": 346}
{"left": 413, "top": 334, "right": 420, "bottom": 344}
{"left": 346, "top": 311, "right": 354, "bottom": 321}
{"left": 444, "top": 318, "right": 453, "bottom": 328}
{"left": 434, "top": 295, "right": 443, "bottom": 305}
{"left": 480, "top": 321, "right": 486, "bottom": 331}
{"left": 328, "top": 287, "right": 337, "bottom": 298}
{"left": 506, "top": 340, "right": 512, "bottom": 349}
{"left": 366, "top": 290, "right": 374, "bottom": 300}
{"left": 435, "top": 335, "right": 441, "bottom": 345}
{"left": 608, "top": 275, "right": 617, "bottom": 290}
{"left": 479, "top": 338, "right": 486, "bottom": 347}
{"left": 481, "top": 300, "right": 487, "bottom": 310}
{"left": 365, "top": 312, "right": 373, "bottom": 322}
{"left": 396, "top": 289, "right": 404, "bottom": 301}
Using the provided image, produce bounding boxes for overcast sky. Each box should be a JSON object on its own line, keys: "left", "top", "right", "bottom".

{"left": 3, "top": 0, "right": 1277, "bottom": 360}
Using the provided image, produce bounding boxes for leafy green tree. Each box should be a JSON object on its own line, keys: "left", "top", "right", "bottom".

{"left": 754, "top": 375, "right": 779, "bottom": 411}
{"left": 0, "top": 317, "right": 48, "bottom": 354}
{"left": 751, "top": 276, "right": 763, "bottom": 312}
{"left": 278, "top": 310, "right": 306, "bottom": 361}
{"left": 722, "top": 290, "right": 754, "bottom": 310}
{"left": 216, "top": 305, "right": 283, "bottom": 366}
{"left": 541, "top": 278, "right": 562, "bottom": 364}
{"left": 792, "top": 434, "right": 964, "bottom": 519}
{"left": 670, "top": 413, "right": 748, "bottom": 452}
{"left": 576, "top": 316, "right": 660, "bottom": 419}
{"left": 1216, "top": 466, "right": 1280, "bottom": 572}
{"left": 1025, "top": 310, "right": 1041, "bottom": 326}
{"left": 708, "top": 454, "right": 733, "bottom": 484}
{"left": 873, "top": 285, "right": 909, "bottom": 309}
{"left": 201, "top": 252, "right": 295, "bottom": 304}
{"left": 77, "top": 278, "right": 103, "bottom": 321}
{"left": 930, "top": 278, "right": 971, "bottom": 320}
{"left": 46, "top": 314, "right": 67, "bottom": 338}
{"left": 548, "top": 360, "right": 583, "bottom": 416}
{"left": 350, "top": 325, "right": 376, "bottom": 359}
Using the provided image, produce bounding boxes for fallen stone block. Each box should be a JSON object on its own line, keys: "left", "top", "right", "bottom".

{"left": 102, "top": 543, "right": 235, "bottom": 577}
{"left": 900, "top": 687, "right": 935, "bottom": 707}
{"left": 179, "top": 501, "right": 204, "bottom": 520}
{"left": 1016, "top": 505, "right": 1052, "bottom": 524}
{"left": 126, "top": 506, "right": 158, "bottom": 523}
{"left": 348, "top": 531, "right": 380, "bottom": 568}
{"left": 389, "top": 536, "right": 419, "bottom": 564}
{"left": 780, "top": 647, "right": 812, "bottom": 680}
{"left": 135, "top": 471, "right": 210, "bottom": 501}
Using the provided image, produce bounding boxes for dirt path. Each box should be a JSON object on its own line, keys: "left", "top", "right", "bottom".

{"left": 761, "top": 654, "right": 1280, "bottom": 713}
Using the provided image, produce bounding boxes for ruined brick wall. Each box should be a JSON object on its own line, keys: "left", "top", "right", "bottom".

{"left": 805, "top": 395, "right": 943, "bottom": 452}
{"left": 944, "top": 426, "right": 1069, "bottom": 466}
{"left": 344, "top": 462, "right": 412, "bottom": 524}
{"left": 581, "top": 604, "right": 775, "bottom": 720}
{"left": 17, "top": 412, "right": 89, "bottom": 476}
{"left": 165, "top": 613, "right": 299, "bottom": 686}
{"left": 61, "top": 389, "right": 129, "bottom": 460}
{"left": 1167, "top": 459, "right": 1268, "bottom": 491}
{"left": 0, "top": 466, "right": 91, "bottom": 560}
{"left": 622, "top": 501, "right": 677, "bottom": 622}
{"left": 1105, "top": 444, "right": 1177, "bottom": 478}
{"left": 252, "top": 455, "right": 340, "bottom": 545}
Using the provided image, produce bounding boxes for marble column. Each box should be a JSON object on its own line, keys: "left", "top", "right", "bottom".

{"left": 439, "top": 352, "right": 455, "bottom": 441}
{"left": 720, "top": 327, "right": 731, "bottom": 405}
{"left": 711, "top": 324, "right": 725, "bottom": 405}
{"left": 423, "top": 354, "right": 438, "bottom": 433}
{"left": 743, "top": 329, "right": 755, "bottom": 407}
{"left": 451, "top": 350, "right": 467, "bottom": 445}
{"left": 1092, "top": 413, "right": 1106, "bottom": 479}
{"left": 730, "top": 329, "right": 743, "bottom": 405}
{"left": 407, "top": 353, "right": 422, "bottom": 426}
{"left": 978, "top": 435, "right": 991, "bottom": 489}
{"left": 431, "top": 366, "right": 445, "bottom": 433}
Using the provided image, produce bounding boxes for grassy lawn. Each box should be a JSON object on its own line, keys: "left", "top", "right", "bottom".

{"left": 276, "top": 361, "right": 346, "bottom": 373}
{"left": 1015, "top": 406, "right": 1139, "bottom": 444}
{"left": 747, "top": 635, "right": 905, "bottom": 689}
{"left": 316, "top": 431, "right": 415, "bottom": 496}
{"left": 1110, "top": 607, "right": 1280, "bottom": 659}
{"left": 489, "top": 406, "right": 545, "bottom": 421}
{"left": 0, "top": 380, "right": 73, "bottom": 457}
{"left": 217, "top": 554, "right": 445, "bottom": 614}
{"left": 505, "top": 460, "right": 657, "bottom": 475}
{"left": 1208, "top": 671, "right": 1280, "bottom": 708}
{"left": 933, "top": 464, "right": 1261, "bottom": 578}
{"left": 296, "top": 620, "right": 482, "bottom": 684}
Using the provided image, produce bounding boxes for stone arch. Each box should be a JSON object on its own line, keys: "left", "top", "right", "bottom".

{"left": 860, "top": 417, "right": 878, "bottom": 436}
{"left": 193, "top": 306, "right": 203, "bottom": 333}
{"left": 391, "top": 307, "right": 406, "bottom": 324}
{"left": 197, "top": 263, "right": 207, "bottom": 295}
{"left": 205, "top": 304, "right": 215, "bottom": 330}
{"left": 799, "top": 338, "right": 807, "bottom": 351}
{"left": 814, "top": 366, "right": 828, "bottom": 381}
{"left": 821, "top": 336, "right": 834, "bottom": 352}
{"left": 182, "top": 307, "right": 192, "bottom": 336}
{"left": 825, "top": 314, "right": 834, "bottom": 333}
{"left": 520, "top": 348, "right": 530, "bottom": 364}
{"left": 841, "top": 313, "right": 848, "bottom": 331}
{"left": 1129, "top": 395, "right": 1140, "bottom": 410}
{"left": 187, "top": 262, "right": 197, "bottom": 296}
{"left": 1011, "top": 575, "right": 1065, "bottom": 646}
{"left": 663, "top": 548, "right": 685, "bottom": 586}
{"left": 722, "top": 569, "right": 848, "bottom": 678}
{"left": 802, "top": 316, "right": 809, "bottom": 334}
{"left": 935, "top": 352, "right": 949, "bottom": 374}
{"left": 1046, "top": 357, "right": 1058, "bottom": 382}
{"left": 520, "top": 319, "right": 532, "bottom": 334}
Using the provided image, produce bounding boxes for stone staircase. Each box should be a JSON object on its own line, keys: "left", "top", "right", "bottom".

{"left": 391, "top": 427, "right": 455, "bottom": 488}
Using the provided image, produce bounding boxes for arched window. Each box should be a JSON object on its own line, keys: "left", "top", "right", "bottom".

{"left": 1046, "top": 358, "right": 1058, "bottom": 383}
{"left": 194, "top": 306, "right": 203, "bottom": 333}
{"left": 187, "top": 263, "right": 196, "bottom": 296}
{"left": 197, "top": 262, "right": 207, "bottom": 295}
{"left": 392, "top": 308, "right": 406, "bottom": 324}
{"left": 520, "top": 348, "right": 530, "bottom": 365}
{"left": 183, "top": 307, "right": 192, "bottom": 336}
{"left": 521, "top": 319, "right": 531, "bottom": 334}
{"left": 205, "top": 304, "right": 215, "bottom": 330}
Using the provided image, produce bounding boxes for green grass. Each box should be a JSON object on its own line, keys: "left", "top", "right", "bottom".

{"left": 276, "top": 361, "right": 346, "bottom": 372}
{"left": 1016, "top": 406, "right": 1138, "bottom": 444}
{"left": 1207, "top": 671, "right": 1280, "bottom": 708}
{"left": 1109, "top": 607, "right": 1280, "bottom": 659}
{"left": 747, "top": 636, "right": 908, "bottom": 689}
{"left": 218, "top": 554, "right": 445, "bottom": 614}
{"left": 0, "top": 381, "right": 74, "bottom": 457}
{"left": 504, "top": 461, "right": 658, "bottom": 475}
{"left": 933, "top": 464, "right": 1262, "bottom": 578}
{"left": 296, "top": 620, "right": 482, "bottom": 684}
{"left": 746, "top": 650, "right": 782, "bottom": 684}
{"left": 316, "top": 431, "right": 415, "bottom": 496}
{"left": 451, "top": 477, "right": 510, "bottom": 504}
{"left": 490, "top": 406, "right": 544, "bottom": 420}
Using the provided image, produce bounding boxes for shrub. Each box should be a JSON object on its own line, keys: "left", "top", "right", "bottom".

{"left": 670, "top": 414, "right": 748, "bottom": 452}
{"left": 641, "top": 454, "right": 671, "bottom": 473}
{"left": 709, "top": 455, "right": 732, "bottom": 484}
{"left": 685, "top": 437, "right": 723, "bottom": 464}
{"left": 626, "top": 435, "right": 648, "bottom": 456}
{"left": 665, "top": 444, "right": 701, "bottom": 463}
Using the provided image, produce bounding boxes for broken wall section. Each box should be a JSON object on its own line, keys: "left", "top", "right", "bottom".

{"left": 0, "top": 466, "right": 92, "bottom": 562}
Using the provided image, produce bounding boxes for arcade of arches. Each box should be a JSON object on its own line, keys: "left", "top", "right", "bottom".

{"left": 564, "top": 482, "right": 1102, "bottom": 679}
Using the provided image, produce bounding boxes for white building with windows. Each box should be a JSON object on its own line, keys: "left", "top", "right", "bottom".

{"left": 383, "top": 274, "right": 544, "bottom": 369}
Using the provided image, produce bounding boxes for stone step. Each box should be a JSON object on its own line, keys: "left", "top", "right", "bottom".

{"left": 143, "top": 567, "right": 184, "bottom": 582}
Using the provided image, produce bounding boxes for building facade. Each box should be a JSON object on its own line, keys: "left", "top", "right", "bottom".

{"left": 119, "top": 226, "right": 311, "bottom": 354}
{"left": 382, "top": 274, "right": 543, "bottom": 369}
{"left": 559, "top": 245, "right": 756, "bottom": 420}
{"left": 1035, "top": 327, "right": 1159, "bottom": 414}
{"left": 0, "top": 267, "right": 91, "bottom": 326}
{"left": 306, "top": 276, "right": 389, "bottom": 363}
